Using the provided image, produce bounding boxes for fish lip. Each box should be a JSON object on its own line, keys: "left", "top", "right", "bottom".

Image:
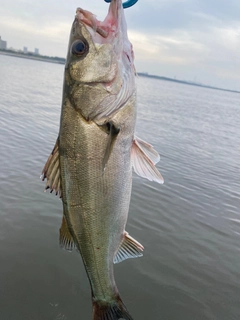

{"left": 75, "top": 0, "right": 120, "bottom": 40}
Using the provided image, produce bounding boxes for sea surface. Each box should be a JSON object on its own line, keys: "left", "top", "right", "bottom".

{"left": 0, "top": 54, "right": 240, "bottom": 320}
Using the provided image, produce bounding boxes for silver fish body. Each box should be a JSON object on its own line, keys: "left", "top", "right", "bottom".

{"left": 42, "top": 1, "right": 163, "bottom": 319}
{"left": 60, "top": 93, "right": 136, "bottom": 297}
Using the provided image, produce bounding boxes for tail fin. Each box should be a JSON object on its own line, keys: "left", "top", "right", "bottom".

{"left": 92, "top": 296, "right": 133, "bottom": 320}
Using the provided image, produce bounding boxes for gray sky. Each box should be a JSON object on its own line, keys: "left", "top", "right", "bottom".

{"left": 1, "top": 0, "right": 239, "bottom": 90}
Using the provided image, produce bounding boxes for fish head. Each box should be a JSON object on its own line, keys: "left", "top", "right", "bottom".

{"left": 65, "top": 0, "right": 136, "bottom": 122}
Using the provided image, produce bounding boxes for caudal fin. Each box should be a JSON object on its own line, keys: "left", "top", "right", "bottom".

{"left": 92, "top": 296, "right": 133, "bottom": 320}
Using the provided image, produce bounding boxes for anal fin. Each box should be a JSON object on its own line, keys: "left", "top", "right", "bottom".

{"left": 59, "top": 216, "right": 76, "bottom": 252}
{"left": 114, "top": 232, "right": 144, "bottom": 264}
{"left": 131, "top": 136, "right": 164, "bottom": 184}
{"left": 41, "top": 138, "right": 62, "bottom": 197}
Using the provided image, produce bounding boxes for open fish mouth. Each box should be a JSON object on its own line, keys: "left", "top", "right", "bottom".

{"left": 75, "top": 0, "right": 120, "bottom": 43}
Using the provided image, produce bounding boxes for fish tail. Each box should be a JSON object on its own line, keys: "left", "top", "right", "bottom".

{"left": 92, "top": 295, "right": 133, "bottom": 320}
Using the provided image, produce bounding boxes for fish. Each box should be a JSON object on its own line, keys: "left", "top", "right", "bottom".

{"left": 41, "top": 0, "right": 164, "bottom": 319}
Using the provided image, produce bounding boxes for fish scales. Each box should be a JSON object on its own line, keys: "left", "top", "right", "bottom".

{"left": 42, "top": 1, "right": 163, "bottom": 319}
{"left": 60, "top": 96, "right": 136, "bottom": 299}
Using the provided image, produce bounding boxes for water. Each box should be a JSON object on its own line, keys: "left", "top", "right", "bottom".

{"left": 0, "top": 54, "right": 239, "bottom": 320}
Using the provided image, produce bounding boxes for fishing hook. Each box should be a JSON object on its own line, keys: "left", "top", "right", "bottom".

{"left": 104, "top": 0, "right": 138, "bottom": 9}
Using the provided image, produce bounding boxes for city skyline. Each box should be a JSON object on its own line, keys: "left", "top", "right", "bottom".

{"left": 0, "top": 36, "right": 7, "bottom": 50}
{"left": 0, "top": 35, "right": 40, "bottom": 55}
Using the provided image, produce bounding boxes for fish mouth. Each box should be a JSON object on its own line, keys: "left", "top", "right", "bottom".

{"left": 75, "top": 0, "right": 121, "bottom": 42}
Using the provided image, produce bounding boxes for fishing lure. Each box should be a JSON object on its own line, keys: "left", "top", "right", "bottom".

{"left": 104, "top": 0, "right": 138, "bottom": 9}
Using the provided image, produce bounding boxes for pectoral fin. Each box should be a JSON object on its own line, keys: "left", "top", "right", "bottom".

{"left": 41, "top": 138, "right": 62, "bottom": 197}
{"left": 59, "top": 216, "right": 76, "bottom": 252}
{"left": 114, "top": 232, "right": 144, "bottom": 264}
{"left": 102, "top": 121, "right": 120, "bottom": 171}
{"left": 131, "top": 136, "right": 164, "bottom": 184}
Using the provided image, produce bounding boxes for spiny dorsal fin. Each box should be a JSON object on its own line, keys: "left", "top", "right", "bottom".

{"left": 131, "top": 136, "right": 164, "bottom": 184}
{"left": 59, "top": 216, "right": 76, "bottom": 251}
{"left": 102, "top": 121, "right": 120, "bottom": 171}
{"left": 41, "top": 138, "right": 62, "bottom": 197}
{"left": 114, "top": 232, "right": 144, "bottom": 264}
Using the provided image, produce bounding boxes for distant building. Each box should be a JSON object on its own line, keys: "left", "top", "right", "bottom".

{"left": 0, "top": 36, "right": 7, "bottom": 50}
{"left": 23, "top": 46, "right": 28, "bottom": 53}
{"left": 34, "top": 48, "right": 39, "bottom": 55}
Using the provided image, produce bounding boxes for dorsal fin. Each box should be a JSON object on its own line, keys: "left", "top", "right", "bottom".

{"left": 131, "top": 136, "right": 164, "bottom": 184}
{"left": 114, "top": 232, "right": 144, "bottom": 264}
{"left": 41, "top": 138, "right": 62, "bottom": 197}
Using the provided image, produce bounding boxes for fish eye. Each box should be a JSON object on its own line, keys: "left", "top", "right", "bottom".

{"left": 71, "top": 40, "right": 88, "bottom": 56}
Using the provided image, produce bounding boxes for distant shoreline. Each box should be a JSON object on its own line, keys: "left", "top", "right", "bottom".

{"left": 138, "top": 73, "right": 240, "bottom": 95}
{"left": 0, "top": 50, "right": 65, "bottom": 65}
{"left": 1, "top": 50, "right": 239, "bottom": 94}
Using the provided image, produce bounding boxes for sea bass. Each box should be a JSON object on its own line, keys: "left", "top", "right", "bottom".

{"left": 42, "top": 0, "right": 163, "bottom": 319}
